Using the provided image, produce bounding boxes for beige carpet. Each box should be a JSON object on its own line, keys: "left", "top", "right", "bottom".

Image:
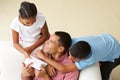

{"left": 111, "top": 65, "right": 120, "bottom": 80}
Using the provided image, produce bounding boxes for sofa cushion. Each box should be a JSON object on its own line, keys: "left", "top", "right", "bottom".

{"left": 79, "top": 63, "right": 102, "bottom": 80}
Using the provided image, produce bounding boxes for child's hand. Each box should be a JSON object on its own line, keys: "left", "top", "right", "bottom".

{"left": 24, "top": 47, "right": 33, "bottom": 54}
{"left": 24, "top": 52, "right": 31, "bottom": 58}
{"left": 36, "top": 50, "right": 46, "bottom": 59}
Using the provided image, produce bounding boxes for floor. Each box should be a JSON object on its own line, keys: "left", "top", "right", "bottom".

{"left": 111, "top": 65, "right": 120, "bottom": 80}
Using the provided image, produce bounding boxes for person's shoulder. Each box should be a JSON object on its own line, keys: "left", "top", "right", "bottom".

{"left": 63, "top": 53, "right": 73, "bottom": 63}
{"left": 37, "top": 12, "right": 45, "bottom": 17}
{"left": 11, "top": 16, "right": 19, "bottom": 23}
{"left": 10, "top": 16, "right": 20, "bottom": 27}
{"left": 36, "top": 12, "right": 46, "bottom": 21}
{"left": 98, "top": 33, "right": 112, "bottom": 37}
{"left": 35, "top": 12, "right": 46, "bottom": 27}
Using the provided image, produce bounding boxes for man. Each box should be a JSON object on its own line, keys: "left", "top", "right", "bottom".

{"left": 37, "top": 34, "right": 120, "bottom": 80}
{"left": 21, "top": 31, "right": 79, "bottom": 80}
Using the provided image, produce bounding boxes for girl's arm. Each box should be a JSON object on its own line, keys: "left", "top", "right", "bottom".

{"left": 12, "top": 30, "right": 29, "bottom": 57}
{"left": 28, "top": 22, "right": 49, "bottom": 53}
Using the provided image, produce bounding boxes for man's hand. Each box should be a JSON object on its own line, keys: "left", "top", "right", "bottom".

{"left": 21, "top": 63, "right": 34, "bottom": 78}
{"left": 47, "top": 65, "right": 56, "bottom": 77}
{"left": 35, "top": 65, "right": 51, "bottom": 80}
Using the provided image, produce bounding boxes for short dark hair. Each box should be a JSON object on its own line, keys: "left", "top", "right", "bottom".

{"left": 70, "top": 41, "right": 91, "bottom": 59}
{"left": 19, "top": 1, "right": 37, "bottom": 18}
{"left": 55, "top": 31, "right": 72, "bottom": 53}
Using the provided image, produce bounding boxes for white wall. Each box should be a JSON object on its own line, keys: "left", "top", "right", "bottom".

{"left": 0, "top": 0, "right": 120, "bottom": 41}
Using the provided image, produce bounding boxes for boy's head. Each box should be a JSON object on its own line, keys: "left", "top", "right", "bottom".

{"left": 69, "top": 41, "right": 91, "bottom": 62}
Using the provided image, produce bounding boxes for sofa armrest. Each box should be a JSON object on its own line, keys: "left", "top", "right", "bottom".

{"left": 79, "top": 63, "right": 102, "bottom": 80}
{"left": 0, "top": 41, "right": 24, "bottom": 80}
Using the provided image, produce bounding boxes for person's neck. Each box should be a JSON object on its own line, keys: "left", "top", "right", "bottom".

{"left": 19, "top": 16, "right": 24, "bottom": 24}
{"left": 52, "top": 52, "right": 63, "bottom": 60}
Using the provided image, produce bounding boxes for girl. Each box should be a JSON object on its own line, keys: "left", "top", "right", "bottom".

{"left": 10, "top": 1, "right": 49, "bottom": 58}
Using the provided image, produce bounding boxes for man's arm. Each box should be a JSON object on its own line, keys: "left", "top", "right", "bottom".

{"left": 21, "top": 76, "right": 33, "bottom": 80}
{"left": 35, "top": 65, "right": 51, "bottom": 80}
{"left": 36, "top": 50, "right": 78, "bottom": 73}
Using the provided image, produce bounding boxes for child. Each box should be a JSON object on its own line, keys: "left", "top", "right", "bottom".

{"left": 10, "top": 1, "right": 49, "bottom": 58}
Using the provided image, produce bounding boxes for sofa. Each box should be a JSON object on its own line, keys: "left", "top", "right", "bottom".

{"left": 0, "top": 41, "right": 102, "bottom": 80}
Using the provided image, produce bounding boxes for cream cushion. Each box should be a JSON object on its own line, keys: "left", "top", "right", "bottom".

{"left": 79, "top": 63, "right": 102, "bottom": 80}
{"left": 0, "top": 41, "right": 24, "bottom": 80}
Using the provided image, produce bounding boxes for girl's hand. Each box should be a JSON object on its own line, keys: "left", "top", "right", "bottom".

{"left": 24, "top": 52, "right": 30, "bottom": 58}
{"left": 24, "top": 47, "right": 33, "bottom": 54}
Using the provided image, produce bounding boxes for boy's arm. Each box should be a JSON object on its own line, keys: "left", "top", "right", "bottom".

{"left": 36, "top": 50, "right": 78, "bottom": 73}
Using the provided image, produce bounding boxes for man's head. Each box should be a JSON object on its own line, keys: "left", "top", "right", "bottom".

{"left": 69, "top": 41, "right": 91, "bottom": 62}
{"left": 43, "top": 31, "right": 71, "bottom": 57}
